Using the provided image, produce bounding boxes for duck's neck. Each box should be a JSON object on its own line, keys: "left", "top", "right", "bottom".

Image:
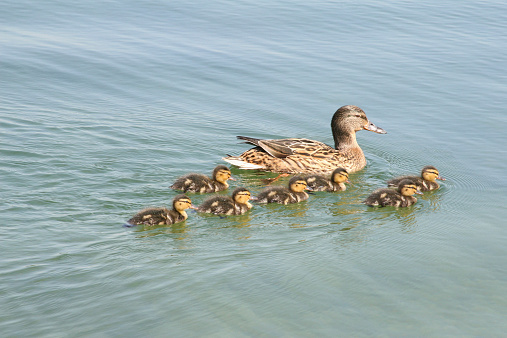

{"left": 176, "top": 209, "right": 188, "bottom": 220}
{"left": 333, "top": 128, "right": 359, "bottom": 150}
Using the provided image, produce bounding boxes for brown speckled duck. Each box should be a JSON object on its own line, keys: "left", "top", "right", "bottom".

{"left": 305, "top": 167, "right": 349, "bottom": 192}
{"left": 223, "top": 105, "right": 386, "bottom": 174}
{"left": 256, "top": 176, "right": 310, "bottom": 204}
{"left": 170, "top": 165, "right": 234, "bottom": 193}
{"left": 127, "top": 194, "right": 195, "bottom": 226}
{"left": 364, "top": 179, "right": 422, "bottom": 207}
{"left": 198, "top": 187, "right": 253, "bottom": 216}
{"left": 387, "top": 166, "right": 445, "bottom": 192}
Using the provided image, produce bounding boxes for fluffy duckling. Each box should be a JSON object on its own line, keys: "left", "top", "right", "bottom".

{"left": 256, "top": 176, "right": 310, "bottom": 204}
{"left": 364, "top": 179, "right": 422, "bottom": 207}
{"left": 170, "top": 165, "right": 234, "bottom": 193}
{"left": 387, "top": 165, "right": 445, "bottom": 192}
{"left": 198, "top": 187, "right": 254, "bottom": 216}
{"left": 127, "top": 194, "right": 195, "bottom": 226}
{"left": 305, "top": 167, "right": 350, "bottom": 192}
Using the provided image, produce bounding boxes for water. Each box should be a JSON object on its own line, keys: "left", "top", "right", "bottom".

{"left": 1, "top": 0, "right": 507, "bottom": 336}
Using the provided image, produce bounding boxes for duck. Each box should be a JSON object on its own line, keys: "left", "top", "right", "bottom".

{"left": 127, "top": 194, "right": 195, "bottom": 226}
{"left": 222, "top": 105, "right": 386, "bottom": 174}
{"left": 170, "top": 165, "right": 234, "bottom": 193}
{"left": 387, "top": 165, "right": 445, "bottom": 192}
{"left": 197, "top": 187, "right": 254, "bottom": 215}
{"left": 305, "top": 167, "right": 350, "bottom": 192}
{"left": 364, "top": 179, "right": 422, "bottom": 207}
{"left": 256, "top": 176, "right": 311, "bottom": 204}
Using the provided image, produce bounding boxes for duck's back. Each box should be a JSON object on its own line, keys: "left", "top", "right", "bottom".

{"left": 387, "top": 175, "right": 438, "bottom": 191}
{"left": 128, "top": 207, "right": 184, "bottom": 226}
{"left": 364, "top": 188, "right": 416, "bottom": 207}
{"left": 171, "top": 173, "right": 216, "bottom": 193}
{"left": 257, "top": 186, "right": 295, "bottom": 204}
{"left": 198, "top": 196, "right": 236, "bottom": 215}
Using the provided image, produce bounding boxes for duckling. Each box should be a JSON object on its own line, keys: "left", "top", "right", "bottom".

{"left": 256, "top": 176, "right": 311, "bottom": 204}
{"left": 170, "top": 165, "right": 234, "bottom": 193}
{"left": 305, "top": 167, "right": 350, "bottom": 192}
{"left": 197, "top": 187, "right": 253, "bottom": 215}
{"left": 127, "top": 194, "right": 195, "bottom": 226}
{"left": 223, "top": 105, "right": 386, "bottom": 174}
{"left": 364, "top": 179, "right": 422, "bottom": 207}
{"left": 387, "top": 165, "right": 445, "bottom": 191}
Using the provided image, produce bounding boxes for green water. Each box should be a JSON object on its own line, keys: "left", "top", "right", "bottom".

{"left": 1, "top": 0, "right": 506, "bottom": 336}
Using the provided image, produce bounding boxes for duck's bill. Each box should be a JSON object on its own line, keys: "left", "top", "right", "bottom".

{"left": 437, "top": 176, "right": 446, "bottom": 181}
{"left": 364, "top": 121, "right": 387, "bottom": 134}
{"left": 228, "top": 176, "right": 237, "bottom": 181}
{"left": 189, "top": 205, "right": 199, "bottom": 210}
{"left": 415, "top": 190, "right": 423, "bottom": 195}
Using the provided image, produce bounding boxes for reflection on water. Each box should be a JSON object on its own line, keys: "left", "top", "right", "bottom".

{"left": 133, "top": 221, "right": 190, "bottom": 240}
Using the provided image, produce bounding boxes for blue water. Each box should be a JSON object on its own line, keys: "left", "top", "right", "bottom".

{"left": 1, "top": 0, "right": 507, "bottom": 336}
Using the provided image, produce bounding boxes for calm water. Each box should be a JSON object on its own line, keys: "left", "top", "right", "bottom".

{"left": 1, "top": 0, "right": 507, "bottom": 336}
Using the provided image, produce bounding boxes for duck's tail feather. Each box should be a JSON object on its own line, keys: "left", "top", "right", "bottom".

{"left": 237, "top": 136, "right": 262, "bottom": 146}
{"left": 222, "top": 156, "right": 265, "bottom": 170}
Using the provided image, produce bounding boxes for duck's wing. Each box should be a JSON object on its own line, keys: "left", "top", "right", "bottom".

{"left": 237, "top": 136, "right": 334, "bottom": 159}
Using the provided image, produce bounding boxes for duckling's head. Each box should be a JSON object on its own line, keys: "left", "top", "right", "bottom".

{"left": 397, "top": 179, "right": 422, "bottom": 197}
{"left": 288, "top": 176, "right": 309, "bottom": 193}
{"left": 331, "top": 105, "right": 387, "bottom": 134}
{"left": 173, "top": 194, "right": 196, "bottom": 212}
{"left": 331, "top": 167, "right": 349, "bottom": 184}
{"left": 213, "top": 165, "right": 233, "bottom": 184}
{"left": 232, "top": 187, "right": 253, "bottom": 205}
{"left": 421, "top": 166, "right": 445, "bottom": 182}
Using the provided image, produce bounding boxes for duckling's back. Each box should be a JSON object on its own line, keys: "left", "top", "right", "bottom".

{"left": 128, "top": 207, "right": 183, "bottom": 226}
{"left": 170, "top": 173, "right": 215, "bottom": 193}
{"left": 198, "top": 195, "right": 236, "bottom": 215}
{"left": 387, "top": 175, "right": 438, "bottom": 191}
{"left": 364, "top": 188, "right": 416, "bottom": 207}
{"left": 305, "top": 174, "right": 335, "bottom": 191}
{"left": 257, "top": 186, "right": 295, "bottom": 204}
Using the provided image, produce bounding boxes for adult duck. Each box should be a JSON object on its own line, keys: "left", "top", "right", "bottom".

{"left": 223, "top": 105, "right": 386, "bottom": 174}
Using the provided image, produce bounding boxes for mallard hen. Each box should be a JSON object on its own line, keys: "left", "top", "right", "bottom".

{"left": 223, "top": 105, "right": 386, "bottom": 174}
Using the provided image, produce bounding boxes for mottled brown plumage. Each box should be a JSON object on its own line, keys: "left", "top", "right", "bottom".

{"left": 256, "top": 176, "right": 310, "bottom": 204}
{"left": 305, "top": 167, "right": 349, "bottom": 192}
{"left": 127, "top": 195, "right": 195, "bottom": 226}
{"left": 170, "top": 165, "right": 233, "bottom": 193}
{"left": 198, "top": 187, "right": 253, "bottom": 215}
{"left": 364, "top": 179, "right": 422, "bottom": 207}
{"left": 387, "top": 166, "right": 445, "bottom": 191}
{"left": 223, "top": 105, "right": 386, "bottom": 174}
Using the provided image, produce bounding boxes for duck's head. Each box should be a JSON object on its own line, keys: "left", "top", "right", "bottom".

{"left": 213, "top": 165, "right": 234, "bottom": 184}
{"left": 331, "top": 105, "right": 387, "bottom": 134}
{"left": 288, "top": 176, "right": 310, "bottom": 193}
{"left": 232, "top": 187, "right": 253, "bottom": 205}
{"left": 173, "top": 194, "right": 196, "bottom": 212}
{"left": 397, "top": 179, "right": 423, "bottom": 197}
{"left": 331, "top": 167, "right": 350, "bottom": 184}
{"left": 421, "top": 166, "right": 445, "bottom": 182}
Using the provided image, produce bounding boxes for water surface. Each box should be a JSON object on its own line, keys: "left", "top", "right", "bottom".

{"left": 1, "top": 0, "right": 507, "bottom": 336}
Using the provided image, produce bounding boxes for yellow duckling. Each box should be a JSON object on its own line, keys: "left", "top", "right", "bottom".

{"left": 364, "top": 179, "right": 422, "bottom": 207}
{"left": 256, "top": 176, "right": 311, "bottom": 204}
{"left": 305, "top": 167, "right": 350, "bottom": 192}
{"left": 387, "top": 165, "right": 445, "bottom": 192}
{"left": 170, "top": 165, "right": 234, "bottom": 193}
{"left": 127, "top": 194, "right": 196, "bottom": 226}
{"left": 223, "top": 105, "right": 386, "bottom": 174}
{"left": 197, "top": 187, "right": 254, "bottom": 215}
